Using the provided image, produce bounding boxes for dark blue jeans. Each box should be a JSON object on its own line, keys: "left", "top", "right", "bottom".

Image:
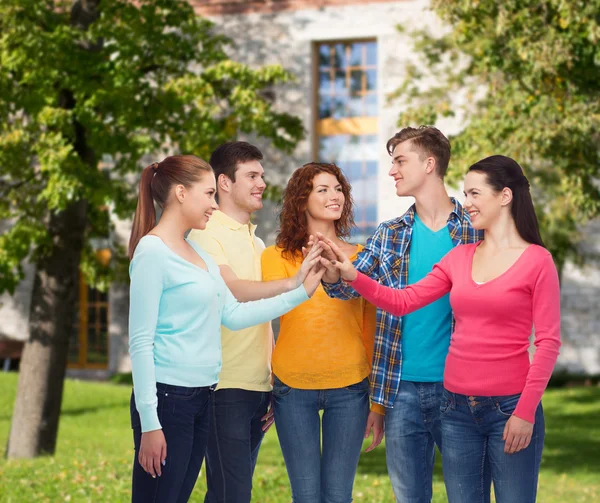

{"left": 441, "top": 390, "right": 545, "bottom": 503}
{"left": 130, "top": 382, "right": 213, "bottom": 503}
{"left": 272, "top": 376, "right": 370, "bottom": 503}
{"left": 384, "top": 381, "right": 444, "bottom": 503}
{"left": 204, "top": 388, "right": 270, "bottom": 503}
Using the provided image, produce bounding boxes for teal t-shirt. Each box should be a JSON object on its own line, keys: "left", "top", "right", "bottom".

{"left": 401, "top": 214, "right": 454, "bottom": 382}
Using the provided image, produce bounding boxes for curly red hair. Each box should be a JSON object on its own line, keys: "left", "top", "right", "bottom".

{"left": 276, "top": 162, "right": 355, "bottom": 261}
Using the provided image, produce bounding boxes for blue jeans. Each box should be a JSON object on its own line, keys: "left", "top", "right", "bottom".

{"left": 441, "top": 390, "right": 545, "bottom": 503}
{"left": 130, "top": 382, "right": 213, "bottom": 503}
{"left": 204, "top": 388, "right": 270, "bottom": 503}
{"left": 384, "top": 381, "right": 444, "bottom": 503}
{"left": 272, "top": 376, "right": 370, "bottom": 503}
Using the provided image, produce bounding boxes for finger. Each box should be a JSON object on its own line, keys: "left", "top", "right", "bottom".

{"left": 366, "top": 429, "right": 384, "bottom": 453}
{"left": 161, "top": 443, "right": 167, "bottom": 467}
{"left": 319, "top": 257, "right": 338, "bottom": 273}
{"left": 504, "top": 431, "right": 515, "bottom": 454}
{"left": 502, "top": 419, "right": 509, "bottom": 441}
{"left": 523, "top": 433, "right": 532, "bottom": 451}
{"left": 506, "top": 432, "right": 519, "bottom": 454}
{"left": 302, "top": 246, "right": 308, "bottom": 258}
{"left": 514, "top": 435, "right": 527, "bottom": 453}
{"left": 153, "top": 453, "right": 162, "bottom": 477}
{"left": 261, "top": 409, "right": 274, "bottom": 421}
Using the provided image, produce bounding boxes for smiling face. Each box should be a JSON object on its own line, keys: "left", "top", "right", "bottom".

{"left": 178, "top": 172, "right": 219, "bottom": 230}
{"left": 463, "top": 170, "right": 511, "bottom": 230}
{"left": 228, "top": 160, "right": 266, "bottom": 214}
{"left": 305, "top": 172, "right": 345, "bottom": 223}
{"left": 388, "top": 140, "right": 432, "bottom": 197}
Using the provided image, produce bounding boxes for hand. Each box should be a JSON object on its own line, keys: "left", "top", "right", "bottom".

{"left": 294, "top": 242, "right": 324, "bottom": 288}
{"left": 314, "top": 234, "right": 357, "bottom": 282}
{"left": 302, "top": 262, "right": 327, "bottom": 297}
{"left": 503, "top": 415, "right": 533, "bottom": 454}
{"left": 364, "top": 411, "right": 385, "bottom": 453}
{"left": 261, "top": 396, "right": 275, "bottom": 432}
{"left": 308, "top": 234, "right": 336, "bottom": 262}
{"left": 139, "top": 429, "right": 167, "bottom": 478}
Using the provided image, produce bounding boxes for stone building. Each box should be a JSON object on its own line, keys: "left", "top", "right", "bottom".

{"left": 1, "top": 0, "right": 598, "bottom": 378}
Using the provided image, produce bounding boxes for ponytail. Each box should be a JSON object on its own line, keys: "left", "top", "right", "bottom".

{"left": 128, "top": 163, "right": 159, "bottom": 259}
{"left": 128, "top": 156, "right": 213, "bottom": 260}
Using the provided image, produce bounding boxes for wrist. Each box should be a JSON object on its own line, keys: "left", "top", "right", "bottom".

{"left": 288, "top": 277, "right": 298, "bottom": 291}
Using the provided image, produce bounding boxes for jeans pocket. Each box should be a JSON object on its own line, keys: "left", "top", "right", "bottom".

{"left": 272, "top": 375, "right": 292, "bottom": 397}
{"left": 345, "top": 377, "right": 369, "bottom": 393}
{"left": 495, "top": 393, "right": 521, "bottom": 417}
{"left": 158, "top": 383, "right": 197, "bottom": 401}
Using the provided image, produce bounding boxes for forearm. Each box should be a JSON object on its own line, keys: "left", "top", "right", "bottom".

{"left": 227, "top": 277, "right": 294, "bottom": 302}
{"left": 222, "top": 284, "right": 309, "bottom": 331}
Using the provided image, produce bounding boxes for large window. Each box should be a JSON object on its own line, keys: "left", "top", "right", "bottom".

{"left": 68, "top": 253, "right": 110, "bottom": 369}
{"left": 315, "top": 40, "right": 378, "bottom": 242}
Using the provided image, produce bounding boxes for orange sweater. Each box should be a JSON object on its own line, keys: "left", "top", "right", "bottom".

{"left": 262, "top": 244, "right": 377, "bottom": 392}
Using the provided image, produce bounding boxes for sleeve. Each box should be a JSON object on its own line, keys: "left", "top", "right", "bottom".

{"left": 323, "top": 225, "right": 385, "bottom": 300}
{"left": 128, "top": 242, "right": 164, "bottom": 433}
{"left": 360, "top": 299, "right": 385, "bottom": 415}
{"left": 348, "top": 254, "right": 453, "bottom": 317}
{"left": 261, "top": 246, "right": 291, "bottom": 281}
{"left": 220, "top": 278, "right": 309, "bottom": 331}
{"left": 188, "top": 229, "right": 228, "bottom": 266}
{"left": 513, "top": 252, "right": 561, "bottom": 423}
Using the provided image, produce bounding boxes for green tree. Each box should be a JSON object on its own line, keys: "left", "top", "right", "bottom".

{"left": 0, "top": 0, "right": 303, "bottom": 458}
{"left": 391, "top": 0, "right": 600, "bottom": 273}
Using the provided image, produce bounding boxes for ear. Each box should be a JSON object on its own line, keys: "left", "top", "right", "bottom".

{"left": 174, "top": 184, "right": 186, "bottom": 204}
{"left": 500, "top": 187, "right": 513, "bottom": 207}
{"left": 424, "top": 156, "right": 436, "bottom": 175}
{"left": 218, "top": 174, "right": 232, "bottom": 193}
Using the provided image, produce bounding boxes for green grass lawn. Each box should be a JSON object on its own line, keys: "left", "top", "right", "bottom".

{"left": 0, "top": 373, "right": 599, "bottom": 502}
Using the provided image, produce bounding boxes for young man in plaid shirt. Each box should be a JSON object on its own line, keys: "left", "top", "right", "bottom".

{"left": 322, "top": 126, "right": 482, "bottom": 503}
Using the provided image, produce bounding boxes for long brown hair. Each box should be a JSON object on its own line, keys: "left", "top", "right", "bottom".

{"left": 468, "top": 155, "right": 545, "bottom": 248}
{"left": 128, "top": 155, "right": 213, "bottom": 259}
{"left": 276, "top": 162, "right": 355, "bottom": 261}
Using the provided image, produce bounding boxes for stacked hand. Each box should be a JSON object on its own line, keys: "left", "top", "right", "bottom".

{"left": 299, "top": 242, "right": 327, "bottom": 297}
{"left": 307, "top": 233, "right": 358, "bottom": 283}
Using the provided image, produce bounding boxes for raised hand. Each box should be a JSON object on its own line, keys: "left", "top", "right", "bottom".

{"left": 302, "top": 261, "right": 327, "bottom": 297}
{"left": 294, "top": 242, "right": 323, "bottom": 288}
{"left": 315, "top": 234, "right": 357, "bottom": 282}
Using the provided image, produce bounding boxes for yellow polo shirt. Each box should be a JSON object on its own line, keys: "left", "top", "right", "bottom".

{"left": 188, "top": 210, "right": 271, "bottom": 391}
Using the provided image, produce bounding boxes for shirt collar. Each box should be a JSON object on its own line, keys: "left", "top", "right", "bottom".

{"left": 400, "top": 197, "right": 465, "bottom": 227}
{"left": 212, "top": 210, "right": 257, "bottom": 233}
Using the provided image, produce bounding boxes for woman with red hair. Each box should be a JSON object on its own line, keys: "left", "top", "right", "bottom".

{"left": 261, "top": 163, "right": 378, "bottom": 502}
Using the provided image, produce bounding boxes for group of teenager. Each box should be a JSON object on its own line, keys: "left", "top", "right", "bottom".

{"left": 127, "top": 126, "right": 561, "bottom": 503}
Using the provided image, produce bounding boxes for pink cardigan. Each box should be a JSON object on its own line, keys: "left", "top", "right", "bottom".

{"left": 348, "top": 242, "right": 561, "bottom": 423}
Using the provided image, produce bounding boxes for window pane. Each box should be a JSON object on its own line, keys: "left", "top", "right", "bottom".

{"left": 365, "top": 94, "right": 377, "bottom": 116}
{"left": 366, "top": 69, "right": 377, "bottom": 92}
{"left": 319, "top": 71, "right": 332, "bottom": 92}
{"left": 334, "top": 43, "right": 347, "bottom": 69}
{"left": 319, "top": 44, "right": 331, "bottom": 68}
{"left": 366, "top": 42, "right": 377, "bottom": 66}
{"left": 349, "top": 43, "right": 362, "bottom": 67}
{"left": 350, "top": 69, "right": 363, "bottom": 94}
{"left": 347, "top": 95, "right": 363, "bottom": 117}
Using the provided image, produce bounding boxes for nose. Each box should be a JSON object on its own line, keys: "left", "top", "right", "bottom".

{"left": 257, "top": 178, "right": 267, "bottom": 190}
{"left": 388, "top": 164, "right": 397, "bottom": 177}
{"left": 212, "top": 200, "right": 219, "bottom": 210}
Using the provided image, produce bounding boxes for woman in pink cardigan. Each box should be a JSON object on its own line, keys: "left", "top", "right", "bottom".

{"left": 319, "top": 155, "right": 560, "bottom": 503}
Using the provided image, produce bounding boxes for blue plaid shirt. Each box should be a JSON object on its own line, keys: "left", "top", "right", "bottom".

{"left": 323, "top": 198, "right": 483, "bottom": 409}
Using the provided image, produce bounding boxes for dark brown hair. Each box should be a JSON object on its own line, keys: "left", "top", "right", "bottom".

{"left": 276, "top": 162, "right": 355, "bottom": 261}
{"left": 468, "top": 155, "right": 545, "bottom": 247}
{"left": 209, "top": 141, "right": 263, "bottom": 184}
{"left": 128, "top": 155, "right": 213, "bottom": 259}
{"left": 386, "top": 126, "right": 451, "bottom": 178}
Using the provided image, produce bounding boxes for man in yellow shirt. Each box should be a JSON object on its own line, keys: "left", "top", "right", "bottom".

{"left": 188, "top": 142, "right": 312, "bottom": 503}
